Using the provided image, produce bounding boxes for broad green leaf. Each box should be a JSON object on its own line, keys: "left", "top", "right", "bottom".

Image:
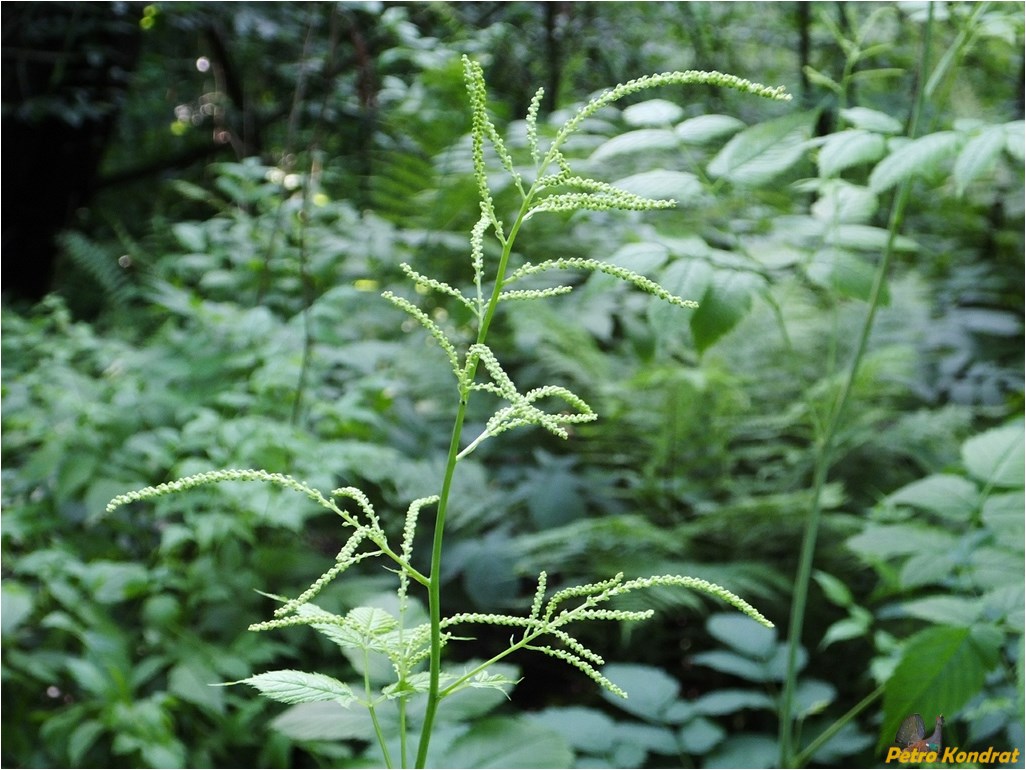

{"left": 614, "top": 722, "right": 678, "bottom": 755}
{"left": 706, "top": 734, "right": 779, "bottom": 768}
{"left": 847, "top": 524, "right": 956, "bottom": 560}
{"left": 441, "top": 716, "right": 572, "bottom": 768}
{"left": 899, "top": 551, "right": 958, "bottom": 589}
{"left": 169, "top": 661, "right": 225, "bottom": 715}
{"left": 601, "top": 663, "right": 679, "bottom": 720}
{"left": 812, "top": 570, "right": 854, "bottom": 608}
{"left": 271, "top": 701, "right": 375, "bottom": 742}
{"left": 68, "top": 720, "right": 105, "bottom": 767}
{"left": 981, "top": 492, "right": 1025, "bottom": 544}
{"left": 531, "top": 706, "right": 617, "bottom": 752}
{"left": 953, "top": 125, "right": 1008, "bottom": 196}
{"left": 1, "top": 581, "right": 33, "bottom": 635}
{"left": 824, "top": 224, "right": 917, "bottom": 252}
{"left": 692, "top": 689, "right": 776, "bottom": 715}
{"left": 609, "top": 241, "right": 671, "bottom": 274}
{"left": 612, "top": 170, "right": 702, "bottom": 203}
{"left": 794, "top": 679, "right": 836, "bottom": 718}
{"left": 817, "top": 129, "right": 887, "bottom": 177}
{"left": 590, "top": 128, "right": 679, "bottom": 161}
{"left": 228, "top": 670, "right": 357, "bottom": 706}
{"left": 623, "top": 98, "right": 685, "bottom": 126}
{"left": 897, "top": 595, "right": 982, "bottom": 626}
{"left": 961, "top": 422, "right": 1025, "bottom": 488}
{"left": 706, "top": 613, "right": 776, "bottom": 658}
{"left": 678, "top": 717, "right": 726, "bottom": 754}
{"left": 707, "top": 111, "right": 814, "bottom": 186}
{"left": 810, "top": 181, "right": 878, "bottom": 224}
{"left": 839, "top": 106, "right": 903, "bottom": 134}
{"left": 690, "top": 650, "right": 770, "bottom": 682}
{"left": 690, "top": 270, "right": 762, "bottom": 354}
{"left": 880, "top": 624, "right": 1002, "bottom": 750}
{"left": 675, "top": 114, "right": 745, "bottom": 144}
{"left": 820, "top": 616, "right": 871, "bottom": 650}
{"left": 869, "top": 131, "right": 962, "bottom": 193}
{"left": 806, "top": 248, "right": 888, "bottom": 303}
{"left": 887, "top": 474, "right": 979, "bottom": 520}
{"left": 1004, "top": 119, "right": 1025, "bottom": 161}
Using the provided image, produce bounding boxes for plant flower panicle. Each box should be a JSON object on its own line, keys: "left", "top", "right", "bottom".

{"left": 106, "top": 55, "right": 783, "bottom": 768}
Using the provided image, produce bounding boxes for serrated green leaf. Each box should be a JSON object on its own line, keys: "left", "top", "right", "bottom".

{"left": 227, "top": 670, "right": 357, "bottom": 706}
{"left": 824, "top": 224, "right": 917, "bottom": 252}
{"left": 869, "top": 131, "right": 962, "bottom": 193}
{"left": 818, "top": 129, "right": 887, "bottom": 177}
{"left": 899, "top": 551, "right": 958, "bottom": 590}
{"left": 690, "top": 270, "right": 761, "bottom": 353}
{"left": 953, "top": 125, "right": 1008, "bottom": 196}
{"left": 675, "top": 114, "right": 746, "bottom": 144}
{"left": 880, "top": 625, "right": 1003, "bottom": 751}
{"left": 707, "top": 111, "right": 814, "bottom": 186}
{"left": 590, "top": 128, "right": 679, "bottom": 161}
{"left": 887, "top": 474, "right": 979, "bottom": 520}
{"left": 961, "top": 423, "right": 1025, "bottom": 489}
{"left": 839, "top": 107, "right": 903, "bottom": 134}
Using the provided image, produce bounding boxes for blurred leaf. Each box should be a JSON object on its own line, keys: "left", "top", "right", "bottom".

{"left": 678, "top": 716, "right": 726, "bottom": 754}
{"left": 675, "top": 114, "right": 745, "bottom": 144}
{"left": 1, "top": 581, "right": 34, "bottom": 635}
{"left": 953, "top": 125, "right": 1007, "bottom": 196}
{"left": 961, "top": 422, "right": 1025, "bottom": 488}
{"left": 530, "top": 706, "right": 617, "bottom": 752}
{"left": 817, "top": 129, "right": 887, "bottom": 177}
{"left": 690, "top": 270, "right": 762, "bottom": 354}
{"left": 706, "top": 613, "right": 777, "bottom": 658}
{"left": 693, "top": 694, "right": 771, "bottom": 718}
{"left": 590, "top": 128, "right": 679, "bottom": 161}
{"left": 623, "top": 99, "right": 684, "bottom": 126}
{"left": 601, "top": 663, "right": 680, "bottom": 720}
{"left": 707, "top": 111, "right": 815, "bottom": 186}
{"left": 440, "top": 716, "right": 572, "bottom": 768}
{"left": 705, "top": 733, "right": 779, "bottom": 768}
{"left": 887, "top": 474, "right": 979, "bottom": 520}
{"left": 869, "top": 131, "right": 962, "bottom": 193}
{"left": 839, "top": 106, "right": 903, "bottom": 134}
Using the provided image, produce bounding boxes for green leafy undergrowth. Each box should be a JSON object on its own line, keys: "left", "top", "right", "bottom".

{"left": 840, "top": 421, "right": 1024, "bottom": 753}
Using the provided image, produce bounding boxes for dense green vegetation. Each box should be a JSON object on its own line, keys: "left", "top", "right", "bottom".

{"left": 3, "top": 3, "right": 1023, "bottom": 768}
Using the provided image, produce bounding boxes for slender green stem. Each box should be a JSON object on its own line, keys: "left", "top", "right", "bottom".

{"left": 791, "top": 684, "right": 885, "bottom": 768}
{"left": 778, "top": 6, "right": 934, "bottom": 766}
{"left": 365, "top": 650, "right": 394, "bottom": 769}
{"left": 414, "top": 197, "right": 534, "bottom": 769}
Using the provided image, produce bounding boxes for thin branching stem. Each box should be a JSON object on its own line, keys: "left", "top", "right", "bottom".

{"left": 777, "top": 5, "right": 935, "bottom": 765}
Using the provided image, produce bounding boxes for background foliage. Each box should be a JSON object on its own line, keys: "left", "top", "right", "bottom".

{"left": 3, "top": 2, "right": 1023, "bottom": 768}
